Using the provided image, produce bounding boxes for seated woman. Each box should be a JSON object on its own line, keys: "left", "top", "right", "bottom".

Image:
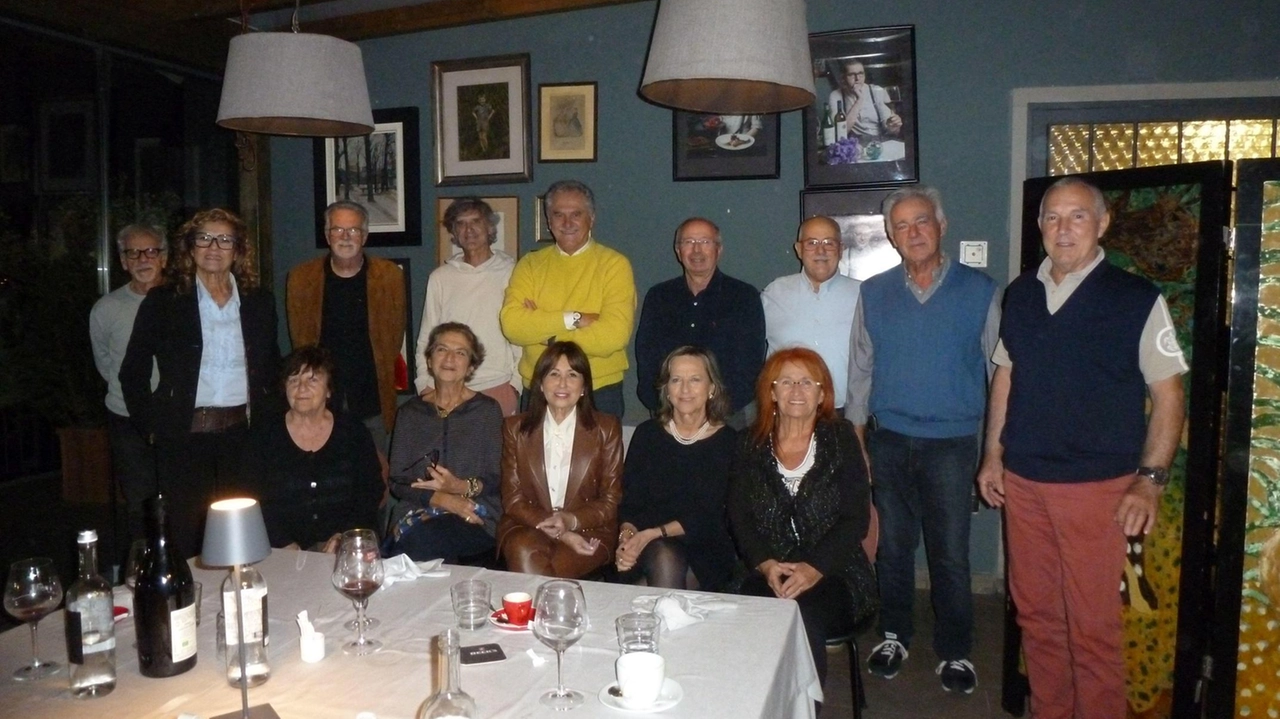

{"left": 386, "top": 322, "right": 503, "bottom": 562}
{"left": 728, "top": 347, "right": 877, "bottom": 685}
{"left": 498, "top": 341, "right": 622, "bottom": 577}
{"left": 241, "top": 346, "right": 382, "bottom": 551}
{"left": 616, "top": 346, "right": 738, "bottom": 591}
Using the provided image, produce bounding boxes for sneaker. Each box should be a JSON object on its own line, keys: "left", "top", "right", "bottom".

{"left": 937, "top": 659, "right": 977, "bottom": 694}
{"left": 866, "top": 634, "right": 908, "bottom": 678}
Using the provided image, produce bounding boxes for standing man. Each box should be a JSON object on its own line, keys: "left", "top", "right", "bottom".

{"left": 846, "top": 187, "right": 999, "bottom": 693}
{"left": 90, "top": 224, "right": 167, "bottom": 543}
{"left": 761, "top": 216, "right": 860, "bottom": 411}
{"left": 414, "top": 197, "right": 521, "bottom": 416}
{"left": 978, "top": 177, "right": 1186, "bottom": 719}
{"left": 634, "top": 217, "right": 764, "bottom": 427}
{"left": 287, "top": 200, "right": 406, "bottom": 453}
{"left": 500, "top": 180, "right": 635, "bottom": 418}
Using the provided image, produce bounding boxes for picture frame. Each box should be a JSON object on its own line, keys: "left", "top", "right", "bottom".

{"left": 539, "top": 82, "right": 597, "bottom": 162}
{"left": 802, "top": 26, "right": 919, "bottom": 189}
{"left": 37, "top": 99, "right": 96, "bottom": 193}
{"left": 673, "top": 111, "right": 780, "bottom": 181}
{"left": 432, "top": 53, "right": 532, "bottom": 186}
{"left": 434, "top": 196, "right": 520, "bottom": 265}
{"left": 800, "top": 188, "right": 902, "bottom": 281}
{"left": 312, "top": 106, "right": 422, "bottom": 248}
{"left": 388, "top": 257, "right": 416, "bottom": 394}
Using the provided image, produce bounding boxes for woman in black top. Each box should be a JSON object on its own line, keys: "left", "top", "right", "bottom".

{"left": 241, "top": 346, "right": 382, "bottom": 550}
{"left": 385, "top": 322, "right": 503, "bottom": 561}
{"left": 617, "top": 346, "right": 738, "bottom": 590}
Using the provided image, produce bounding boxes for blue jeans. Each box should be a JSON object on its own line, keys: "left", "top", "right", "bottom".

{"left": 868, "top": 427, "right": 977, "bottom": 661}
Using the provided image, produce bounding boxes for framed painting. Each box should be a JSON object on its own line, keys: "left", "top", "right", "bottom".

{"left": 539, "top": 82, "right": 597, "bottom": 162}
{"left": 802, "top": 26, "right": 918, "bottom": 189}
{"left": 673, "top": 111, "right": 780, "bottom": 181}
{"left": 312, "top": 106, "right": 422, "bottom": 248}
{"left": 433, "top": 54, "right": 532, "bottom": 186}
{"left": 389, "top": 257, "right": 416, "bottom": 394}
{"left": 800, "top": 188, "right": 901, "bottom": 281}
{"left": 434, "top": 196, "right": 520, "bottom": 265}
{"left": 534, "top": 195, "right": 553, "bottom": 243}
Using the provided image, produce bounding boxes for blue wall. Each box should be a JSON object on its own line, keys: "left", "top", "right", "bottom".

{"left": 269, "top": 0, "right": 1280, "bottom": 578}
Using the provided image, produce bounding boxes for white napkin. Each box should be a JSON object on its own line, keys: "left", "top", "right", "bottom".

{"left": 380, "top": 555, "right": 448, "bottom": 587}
{"left": 631, "top": 592, "right": 737, "bottom": 631}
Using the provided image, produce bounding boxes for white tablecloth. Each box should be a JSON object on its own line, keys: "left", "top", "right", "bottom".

{"left": 0, "top": 549, "right": 820, "bottom": 718}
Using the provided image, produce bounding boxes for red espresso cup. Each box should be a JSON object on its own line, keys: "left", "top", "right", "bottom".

{"left": 502, "top": 591, "right": 533, "bottom": 626}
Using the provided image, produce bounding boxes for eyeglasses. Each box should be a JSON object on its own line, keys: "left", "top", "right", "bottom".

{"left": 773, "top": 378, "right": 822, "bottom": 391}
{"left": 122, "top": 247, "right": 164, "bottom": 260}
{"left": 327, "top": 226, "right": 366, "bottom": 240}
{"left": 192, "top": 233, "right": 238, "bottom": 249}
{"left": 799, "top": 238, "right": 840, "bottom": 250}
{"left": 677, "top": 238, "right": 719, "bottom": 249}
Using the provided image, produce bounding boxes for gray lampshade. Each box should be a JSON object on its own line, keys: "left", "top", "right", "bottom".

{"left": 639, "top": 0, "right": 815, "bottom": 114}
{"left": 202, "top": 498, "right": 272, "bottom": 567}
{"left": 217, "top": 32, "right": 374, "bottom": 137}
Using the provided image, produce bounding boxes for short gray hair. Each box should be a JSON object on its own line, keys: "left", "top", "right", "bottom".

{"left": 544, "top": 180, "right": 596, "bottom": 217}
{"left": 1038, "top": 176, "right": 1107, "bottom": 220}
{"left": 324, "top": 200, "right": 370, "bottom": 232}
{"left": 116, "top": 224, "right": 167, "bottom": 253}
{"left": 881, "top": 186, "right": 946, "bottom": 238}
{"left": 442, "top": 197, "right": 499, "bottom": 246}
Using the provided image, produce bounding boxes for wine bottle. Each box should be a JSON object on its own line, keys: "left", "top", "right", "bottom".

{"left": 222, "top": 564, "right": 270, "bottom": 687}
{"left": 835, "top": 100, "right": 848, "bottom": 141}
{"left": 418, "top": 628, "right": 476, "bottom": 719}
{"left": 821, "top": 104, "right": 836, "bottom": 147}
{"left": 65, "top": 529, "right": 116, "bottom": 698}
{"left": 134, "top": 495, "right": 198, "bottom": 678}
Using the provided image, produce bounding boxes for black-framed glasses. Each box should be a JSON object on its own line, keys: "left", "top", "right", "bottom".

{"left": 327, "top": 226, "right": 366, "bottom": 240}
{"left": 192, "top": 232, "right": 238, "bottom": 249}
{"left": 122, "top": 247, "right": 164, "bottom": 260}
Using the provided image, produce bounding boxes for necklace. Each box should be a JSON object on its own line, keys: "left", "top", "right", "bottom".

{"left": 668, "top": 419, "right": 711, "bottom": 445}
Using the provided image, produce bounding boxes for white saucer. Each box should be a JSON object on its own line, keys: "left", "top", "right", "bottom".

{"left": 598, "top": 678, "right": 683, "bottom": 713}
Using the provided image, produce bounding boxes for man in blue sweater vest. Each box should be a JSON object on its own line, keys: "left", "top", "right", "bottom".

{"left": 977, "top": 177, "right": 1186, "bottom": 719}
{"left": 846, "top": 186, "right": 1000, "bottom": 694}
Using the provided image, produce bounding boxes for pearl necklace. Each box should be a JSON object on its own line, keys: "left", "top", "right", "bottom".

{"left": 668, "top": 419, "right": 711, "bottom": 445}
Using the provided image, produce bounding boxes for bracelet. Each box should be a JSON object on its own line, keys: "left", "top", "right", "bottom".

{"left": 465, "top": 477, "right": 482, "bottom": 499}
{"left": 658, "top": 524, "right": 668, "bottom": 538}
{"left": 567, "top": 513, "right": 579, "bottom": 531}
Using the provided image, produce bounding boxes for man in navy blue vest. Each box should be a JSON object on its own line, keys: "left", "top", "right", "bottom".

{"left": 977, "top": 177, "right": 1186, "bottom": 718}
{"left": 846, "top": 186, "right": 999, "bottom": 694}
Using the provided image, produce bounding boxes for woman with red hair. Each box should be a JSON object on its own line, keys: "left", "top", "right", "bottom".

{"left": 728, "top": 347, "right": 877, "bottom": 686}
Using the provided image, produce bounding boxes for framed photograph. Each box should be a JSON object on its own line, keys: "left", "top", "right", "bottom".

{"left": 312, "top": 106, "right": 422, "bottom": 248}
{"left": 433, "top": 54, "right": 532, "bottom": 186}
{"left": 37, "top": 99, "right": 96, "bottom": 193}
{"left": 434, "top": 196, "right": 520, "bottom": 265}
{"left": 388, "top": 258, "right": 416, "bottom": 394}
{"left": 802, "top": 26, "right": 918, "bottom": 189}
{"left": 539, "top": 82, "right": 597, "bottom": 162}
{"left": 673, "top": 111, "right": 780, "bottom": 181}
{"left": 801, "top": 189, "right": 902, "bottom": 281}
{"left": 534, "top": 195, "right": 554, "bottom": 243}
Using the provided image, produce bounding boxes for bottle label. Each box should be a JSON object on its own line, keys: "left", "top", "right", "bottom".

{"left": 65, "top": 600, "right": 116, "bottom": 664}
{"left": 170, "top": 603, "right": 197, "bottom": 662}
{"left": 65, "top": 609, "right": 83, "bottom": 664}
{"left": 223, "top": 588, "right": 268, "bottom": 645}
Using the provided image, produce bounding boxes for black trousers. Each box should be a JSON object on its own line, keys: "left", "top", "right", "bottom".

{"left": 107, "top": 411, "right": 159, "bottom": 549}
{"left": 739, "top": 573, "right": 855, "bottom": 686}
{"left": 155, "top": 425, "right": 248, "bottom": 562}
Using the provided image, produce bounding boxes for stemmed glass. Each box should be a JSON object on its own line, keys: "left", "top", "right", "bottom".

{"left": 531, "top": 579, "right": 589, "bottom": 710}
{"left": 123, "top": 539, "right": 146, "bottom": 593}
{"left": 3, "top": 558, "right": 64, "bottom": 680}
{"left": 339, "top": 530, "right": 380, "bottom": 632}
{"left": 332, "top": 529, "right": 384, "bottom": 655}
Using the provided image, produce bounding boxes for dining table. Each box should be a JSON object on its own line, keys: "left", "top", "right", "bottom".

{"left": 0, "top": 549, "right": 822, "bottom": 718}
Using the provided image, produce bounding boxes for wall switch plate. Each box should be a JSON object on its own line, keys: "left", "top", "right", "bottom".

{"left": 959, "top": 241, "right": 987, "bottom": 268}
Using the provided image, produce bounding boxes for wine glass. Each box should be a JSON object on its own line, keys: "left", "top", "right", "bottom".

{"left": 340, "top": 530, "right": 380, "bottom": 632}
{"left": 332, "top": 529, "right": 384, "bottom": 655}
{"left": 123, "top": 539, "right": 146, "bottom": 592}
{"left": 3, "top": 557, "right": 64, "bottom": 680}
{"left": 531, "top": 579, "right": 589, "bottom": 710}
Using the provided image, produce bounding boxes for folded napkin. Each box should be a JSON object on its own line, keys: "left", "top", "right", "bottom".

{"left": 631, "top": 592, "right": 737, "bottom": 631}
{"left": 381, "top": 555, "right": 448, "bottom": 587}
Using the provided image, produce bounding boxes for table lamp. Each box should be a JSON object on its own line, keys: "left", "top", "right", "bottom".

{"left": 202, "top": 498, "right": 279, "bottom": 719}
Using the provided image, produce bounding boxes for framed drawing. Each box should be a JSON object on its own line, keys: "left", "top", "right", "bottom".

{"left": 534, "top": 195, "right": 554, "bottom": 243}
{"left": 312, "top": 106, "right": 422, "bottom": 248}
{"left": 539, "top": 82, "right": 597, "bottom": 162}
{"left": 673, "top": 111, "right": 780, "bottom": 181}
{"left": 433, "top": 54, "right": 532, "bottom": 186}
{"left": 37, "top": 99, "right": 95, "bottom": 193}
{"left": 389, "top": 257, "right": 416, "bottom": 394}
{"left": 435, "top": 196, "right": 520, "bottom": 265}
{"left": 800, "top": 189, "right": 901, "bottom": 281}
{"left": 802, "top": 26, "right": 918, "bottom": 189}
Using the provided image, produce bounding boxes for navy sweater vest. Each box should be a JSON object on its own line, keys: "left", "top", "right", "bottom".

{"left": 1000, "top": 261, "right": 1158, "bottom": 482}
{"left": 863, "top": 263, "right": 997, "bottom": 438}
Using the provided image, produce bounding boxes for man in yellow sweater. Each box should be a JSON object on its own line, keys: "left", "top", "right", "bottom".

{"left": 500, "top": 180, "right": 636, "bottom": 417}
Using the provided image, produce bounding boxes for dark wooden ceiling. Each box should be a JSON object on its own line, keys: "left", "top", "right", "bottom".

{"left": 0, "top": 0, "right": 645, "bottom": 73}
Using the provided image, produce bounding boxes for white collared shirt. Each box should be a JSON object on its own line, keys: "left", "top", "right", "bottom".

{"left": 194, "top": 274, "right": 248, "bottom": 407}
{"left": 543, "top": 407, "right": 577, "bottom": 509}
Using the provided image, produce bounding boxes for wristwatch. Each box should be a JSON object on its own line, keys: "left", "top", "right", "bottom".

{"left": 1137, "top": 466, "right": 1170, "bottom": 487}
{"left": 571, "top": 311, "right": 582, "bottom": 328}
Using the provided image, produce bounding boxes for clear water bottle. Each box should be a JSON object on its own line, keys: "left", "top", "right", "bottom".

{"left": 65, "top": 529, "right": 116, "bottom": 698}
{"left": 418, "top": 628, "right": 476, "bottom": 719}
{"left": 221, "top": 564, "right": 270, "bottom": 687}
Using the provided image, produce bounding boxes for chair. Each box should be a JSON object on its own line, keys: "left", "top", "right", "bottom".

{"left": 826, "top": 504, "right": 880, "bottom": 718}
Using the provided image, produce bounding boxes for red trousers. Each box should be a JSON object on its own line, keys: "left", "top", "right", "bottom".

{"left": 1004, "top": 470, "right": 1131, "bottom": 719}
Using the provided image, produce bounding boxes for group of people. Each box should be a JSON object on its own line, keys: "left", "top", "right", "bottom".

{"left": 91, "top": 175, "right": 1185, "bottom": 716}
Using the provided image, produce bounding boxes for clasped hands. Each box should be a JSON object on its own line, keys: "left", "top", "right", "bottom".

{"left": 536, "top": 511, "right": 600, "bottom": 556}
{"left": 758, "top": 559, "right": 822, "bottom": 600}
{"left": 614, "top": 522, "right": 653, "bottom": 572}
{"left": 410, "top": 465, "right": 483, "bottom": 525}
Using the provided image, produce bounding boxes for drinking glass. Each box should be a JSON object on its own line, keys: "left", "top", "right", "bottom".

{"left": 340, "top": 529, "right": 379, "bottom": 632}
{"left": 332, "top": 529, "right": 384, "bottom": 655}
{"left": 531, "top": 579, "right": 588, "bottom": 710}
{"left": 123, "top": 539, "right": 146, "bottom": 592}
{"left": 3, "top": 557, "right": 64, "bottom": 680}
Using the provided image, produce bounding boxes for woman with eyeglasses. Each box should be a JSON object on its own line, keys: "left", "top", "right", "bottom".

{"left": 120, "top": 208, "right": 281, "bottom": 561}
{"left": 727, "top": 347, "right": 877, "bottom": 687}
